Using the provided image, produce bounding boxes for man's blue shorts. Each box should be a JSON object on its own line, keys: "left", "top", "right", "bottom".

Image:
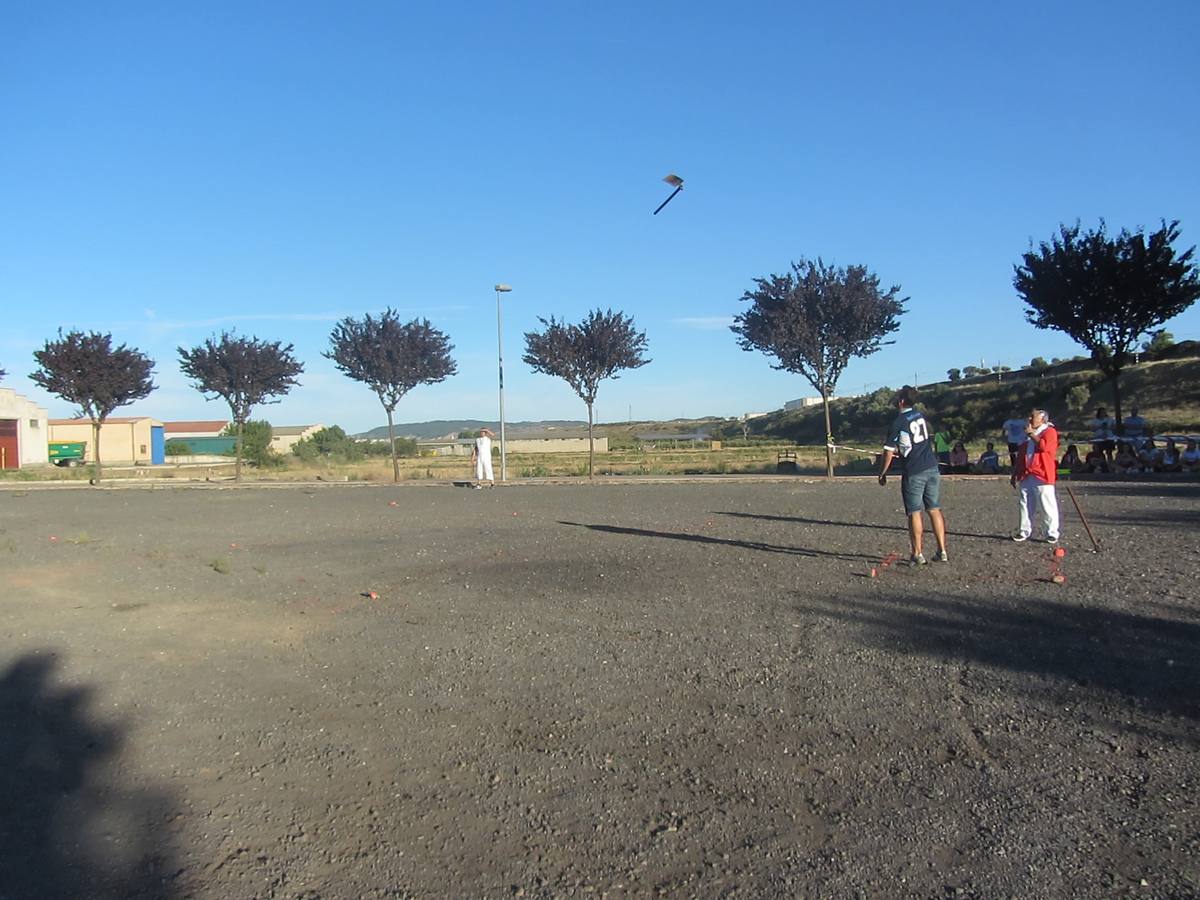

{"left": 901, "top": 467, "right": 941, "bottom": 515}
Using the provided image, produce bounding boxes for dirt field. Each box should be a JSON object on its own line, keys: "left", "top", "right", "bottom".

{"left": 1, "top": 477, "right": 1197, "bottom": 899}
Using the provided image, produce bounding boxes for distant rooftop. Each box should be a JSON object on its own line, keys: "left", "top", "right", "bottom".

{"left": 164, "top": 420, "right": 228, "bottom": 433}
{"left": 49, "top": 416, "right": 160, "bottom": 425}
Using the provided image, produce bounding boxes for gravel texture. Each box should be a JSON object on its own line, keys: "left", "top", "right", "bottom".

{"left": 1, "top": 477, "right": 1197, "bottom": 899}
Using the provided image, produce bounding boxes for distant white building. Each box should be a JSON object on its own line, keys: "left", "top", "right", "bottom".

{"left": 784, "top": 397, "right": 828, "bottom": 411}
{"left": 270, "top": 424, "right": 325, "bottom": 454}
{"left": 0, "top": 387, "right": 50, "bottom": 469}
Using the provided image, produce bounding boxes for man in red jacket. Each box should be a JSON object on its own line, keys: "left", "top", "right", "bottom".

{"left": 1010, "top": 408, "right": 1060, "bottom": 543}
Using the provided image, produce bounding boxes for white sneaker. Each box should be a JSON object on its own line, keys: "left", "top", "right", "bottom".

{"left": 1012, "top": 534, "right": 1029, "bottom": 542}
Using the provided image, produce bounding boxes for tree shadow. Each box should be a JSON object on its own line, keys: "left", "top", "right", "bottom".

{"left": 713, "top": 510, "right": 1009, "bottom": 542}
{"left": 0, "top": 652, "right": 178, "bottom": 899}
{"left": 1065, "top": 479, "right": 1200, "bottom": 501}
{"left": 803, "top": 591, "right": 1200, "bottom": 727}
{"left": 1090, "top": 509, "right": 1200, "bottom": 528}
{"left": 557, "top": 521, "right": 878, "bottom": 561}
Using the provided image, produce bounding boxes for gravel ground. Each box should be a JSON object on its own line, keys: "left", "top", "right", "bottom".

{"left": 1, "top": 477, "right": 1197, "bottom": 899}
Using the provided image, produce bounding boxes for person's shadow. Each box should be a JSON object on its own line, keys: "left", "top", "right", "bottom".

{"left": 0, "top": 652, "right": 178, "bottom": 899}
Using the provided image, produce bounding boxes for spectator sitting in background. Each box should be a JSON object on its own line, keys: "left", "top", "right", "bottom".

{"left": 1084, "top": 445, "right": 1109, "bottom": 473}
{"left": 1060, "top": 444, "right": 1086, "bottom": 474}
{"left": 1181, "top": 439, "right": 1200, "bottom": 473}
{"left": 1137, "top": 438, "right": 1163, "bottom": 472}
{"left": 1088, "top": 407, "right": 1116, "bottom": 464}
{"left": 949, "top": 441, "right": 970, "bottom": 474}
{"left": 1113, "top": 442, "right": 1141, "bottom": 474}
{"left": 1159, "top": 438, "right": 1182, "bottom": 473}
{"left": 975, "top": 442, "right": 1001, "bottom": 474}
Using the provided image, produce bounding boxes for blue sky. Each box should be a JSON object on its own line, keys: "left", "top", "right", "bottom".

{"left": 3, "top": 1, "right": 1198, "bottom": 431}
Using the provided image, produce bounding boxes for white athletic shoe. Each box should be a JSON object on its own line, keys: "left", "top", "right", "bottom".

{"left": 1012, "top": 534, "right": 1029, "bottom": 542}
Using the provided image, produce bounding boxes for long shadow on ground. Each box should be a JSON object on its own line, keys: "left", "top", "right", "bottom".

{"left": 558, "top": 521, "right": 879, "bottom": 561}
{"left": 803, "top": 591, "right": 1200, "bottom": 726}
{"left": 0, "top": 652, "right": 178, "bottom": 899}
{"left": 714, "top": 510, "right": 1009, "bottom": 542}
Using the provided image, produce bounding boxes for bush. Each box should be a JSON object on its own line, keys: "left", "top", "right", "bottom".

{"left": 293, "top": 426, "right": 366, "bottom": 463}
{"left": 223, "top": 420, "right": 282, "bottom": 468}
{"left": 165, "top": 440, "right": 192, "bottom": 455}
{"left": 1065, "top": 383, "right": 1091, "bottom": 415}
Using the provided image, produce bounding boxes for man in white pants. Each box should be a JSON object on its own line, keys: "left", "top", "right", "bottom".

{"left": 1010, "top": 408, "right": 1060, "bottom": 543}
{"left": 471, "top": 427, "right": 495, "bottom": 488}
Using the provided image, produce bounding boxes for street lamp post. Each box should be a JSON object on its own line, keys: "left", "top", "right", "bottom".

{"left": 494, "top": 284, "right": 512, "bottom": 481}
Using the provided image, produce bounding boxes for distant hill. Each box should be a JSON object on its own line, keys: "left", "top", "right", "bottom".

{"left": 733, "top": 342, "right": 1200, "bottom": 446}
{"left": 355, "top": 420, "right": 587, "bottom": 440}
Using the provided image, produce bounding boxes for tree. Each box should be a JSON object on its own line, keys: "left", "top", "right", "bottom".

{"left": 326, "top": 311, "right": 456, "bottom": 483}
{"left": 1142, "top": 329, "right": 1175, "bottom": 356}
{"left": 1029, "top": 356, "right": 1048, "bottom": 370}
{"left": 222, "top": 420, "right": 281, "bottom": 469}
{"left": 731, "top": 258, "right": 905, "bottom": 477}
{"left": 178, "top": 332, "right": 303, "bottom": 482}
{"left": 30, "top": 330, "right": 155, "bottom": 483}
{"left": 1014, "top": 219, "right": 1200, "bottom": 424}
{"left": 524, "top": 309, "right": 650, "bottom": 478}
{"left": 947, "top": 368, "right": 961, "bottom": 382}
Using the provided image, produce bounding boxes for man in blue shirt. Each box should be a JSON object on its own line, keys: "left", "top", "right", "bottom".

{"left": 878, "top": 386, "right": 949, "bottom": 566}
{"left": 1122, "top": 406, "right": 1147, "bottom": 449}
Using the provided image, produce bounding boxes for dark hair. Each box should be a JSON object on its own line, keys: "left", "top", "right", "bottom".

{"left": 894, "top": 385, "right": 918, "bottom": 407}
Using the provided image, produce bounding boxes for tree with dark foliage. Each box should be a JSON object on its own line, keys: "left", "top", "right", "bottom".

{"left": 1014, "top": 220, "right": 1200, "bottom": 425}
{"left": 523, "top": 309, "right": 650, "bottom": 478}
{"left": 178, "top": 332, "right": 303, "bottom": 482}
{"left": 325, "top": 311, "right": 457, "bottom": 483}
{"left": 30, "top": 330, "right": 156, "bottom": 483}
{"left": 732, "top": 258, "right": 906, "bottom": 477}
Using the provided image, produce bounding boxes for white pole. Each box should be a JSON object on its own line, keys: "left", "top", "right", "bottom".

{"left": 496, "top": 287, "right": 507, "bottom": 481}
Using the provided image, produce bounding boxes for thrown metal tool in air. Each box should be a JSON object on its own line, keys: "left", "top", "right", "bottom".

{"left": 653, "top": 173, "right": 685, "bottom": 215}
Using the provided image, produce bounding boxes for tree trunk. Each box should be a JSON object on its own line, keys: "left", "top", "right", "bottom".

{"left": 92, "top": 419, "right": 103, "bottom": 484}
{"left": 386, "top": 407, "right": 399, "bottom": 483}
{"left": 235, "top": 419, "right": 244, "bottom": 483}
{"left": 822, "top": 391, "right": 834, "bottom": 478}
{"left": 587, "top": 402, "right": 594, "bottom": 479}
{"left": 1111, "top": 370, "right": 1124, "bottom": 429}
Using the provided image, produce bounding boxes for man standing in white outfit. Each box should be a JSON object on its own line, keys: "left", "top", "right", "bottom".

{"left": 471, "top": 427, "right": 495, "bottom": 488}
{"left": 1010, "top": 408, "right": 1060, "bottom": 543}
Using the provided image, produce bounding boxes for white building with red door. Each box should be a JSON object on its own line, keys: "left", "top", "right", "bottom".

{"left": 0, "top": 387, "right": 50, "bottom": 469}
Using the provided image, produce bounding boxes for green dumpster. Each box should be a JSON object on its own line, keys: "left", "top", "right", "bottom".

{"left": 49, "top": 441, "right": 87, "bottom": 467}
